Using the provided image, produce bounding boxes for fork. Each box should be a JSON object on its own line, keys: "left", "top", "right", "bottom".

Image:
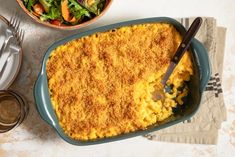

{"left": 0, "top": 13, "right": 21, "bottom": 57}
{"left": 0, "top": 36, "right": 23, "bottom": 79}
{"left": 0, "top": 15, "right": 24, "bottom": 79}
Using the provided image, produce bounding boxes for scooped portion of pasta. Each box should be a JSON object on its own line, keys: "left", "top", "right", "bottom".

{"left": 46, "top": 23, "right": 193, "bottom": 140}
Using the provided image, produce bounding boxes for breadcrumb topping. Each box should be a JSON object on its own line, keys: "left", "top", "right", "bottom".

{"left": 46, "top": 23, "right": 193, "bottom": 140}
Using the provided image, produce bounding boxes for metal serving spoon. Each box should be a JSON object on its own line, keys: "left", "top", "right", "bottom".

{"left": 154, "top": 17, "right": 203, "bottom": 101}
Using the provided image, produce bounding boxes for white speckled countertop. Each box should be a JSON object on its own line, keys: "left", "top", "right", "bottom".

{"left": 0, "top": 0, "right": 235, "bottom": 156}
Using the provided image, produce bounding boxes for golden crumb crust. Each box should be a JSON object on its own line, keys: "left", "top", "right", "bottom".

{"left": 46, "top": 23, "right": 193, "bottom": 140}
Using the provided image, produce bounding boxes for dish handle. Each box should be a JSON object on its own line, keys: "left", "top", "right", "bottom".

{"left": 192, "top": 39, "right": 211, "bottom": 92}
{"left": 34, "top": 75, "right": 55, "bottom": 126}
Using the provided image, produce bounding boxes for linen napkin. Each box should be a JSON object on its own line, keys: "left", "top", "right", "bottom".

{"left": 144, "top": 17, "right": 227, "bottom": 144}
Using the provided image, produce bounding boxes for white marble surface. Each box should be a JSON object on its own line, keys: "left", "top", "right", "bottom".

{"left": 0, "top": 0, "right": 235, "bottom": 156}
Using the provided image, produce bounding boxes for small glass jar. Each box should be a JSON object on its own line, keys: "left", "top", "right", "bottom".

{"left": 0, "top": 90, "right": 29, "bottom": 133}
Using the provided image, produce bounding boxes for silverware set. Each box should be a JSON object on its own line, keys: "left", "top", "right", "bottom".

{"left": 0, "top": 14, "right": 28, "bottom": 133}
{"left": 0, "top": 14, "right": 24, "bottom": 79}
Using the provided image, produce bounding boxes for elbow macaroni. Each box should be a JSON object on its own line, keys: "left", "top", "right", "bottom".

{"left": 46, "top": 23, "right": 193, "bottom": 140}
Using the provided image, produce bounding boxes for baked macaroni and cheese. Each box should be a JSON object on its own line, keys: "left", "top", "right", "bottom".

{"left": 46, "top": 23, "right": 193, "bottom": 140}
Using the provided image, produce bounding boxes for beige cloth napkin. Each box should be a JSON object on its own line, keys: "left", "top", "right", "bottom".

{"left": 144, "top": 17, "right": 227, "bottom": 144}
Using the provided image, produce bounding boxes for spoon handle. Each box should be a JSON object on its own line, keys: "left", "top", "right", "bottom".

{"left": 161, "top": 17, "right": 202, "bottom": 85}
{"left": 172, "top": 17, "right": 202, "bottom": 63}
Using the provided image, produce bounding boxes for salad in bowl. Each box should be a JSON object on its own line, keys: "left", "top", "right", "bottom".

{"left": 19, "top": 0, "right": 109, "bottom": 28}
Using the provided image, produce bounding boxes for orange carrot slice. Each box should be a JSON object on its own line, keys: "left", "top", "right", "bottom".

{"left": 61, "top": 0, "right": 77, "bottom": 22}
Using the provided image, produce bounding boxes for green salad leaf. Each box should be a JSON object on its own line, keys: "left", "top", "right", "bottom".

{"left": 39, "top": 0, "right": 51, "bottom": 13}
{"left": 68, "top": 0, "right": 91, "bottom": 19}
{"left": 77, "top": 0, "right": 106, "bottom": 15}
{"left": 52, "top": 0, "right": 61, "bottom": 7}
{"left": 23, "top": 0, "right": 29, "bottom": 5}
{"left": 40, "top": 6, "right": 61, "bottom": 21}
{"left": 26, "top": 0, "right": 37, "bottom": 11}
{"left": 23, "top": 0, "right": 106, "bottom": 25}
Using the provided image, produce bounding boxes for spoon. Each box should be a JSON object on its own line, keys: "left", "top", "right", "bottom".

{"left": 154, "top": 17, "right": 203, "bottom": 101}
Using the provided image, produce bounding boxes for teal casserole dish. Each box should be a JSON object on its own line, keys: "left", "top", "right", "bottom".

{"left": 34, "top": 17, "right": 211, "bottom": 145}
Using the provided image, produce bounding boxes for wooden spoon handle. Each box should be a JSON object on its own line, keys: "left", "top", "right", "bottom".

{"left": 172, "top": 17, "right": 202, "bottom": 63}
